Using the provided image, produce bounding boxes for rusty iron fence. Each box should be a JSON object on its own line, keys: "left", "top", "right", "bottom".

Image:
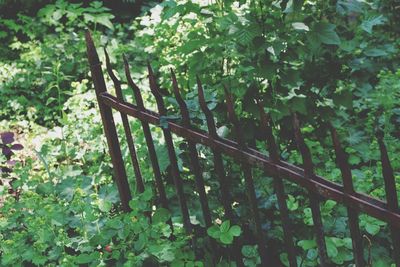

{"left": 85, "top": 32, "right": 400, "bottom": 267}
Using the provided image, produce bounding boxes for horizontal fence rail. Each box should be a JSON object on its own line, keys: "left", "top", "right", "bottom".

{"left": 85, "top": 31, "right": 400, "bottom": 266}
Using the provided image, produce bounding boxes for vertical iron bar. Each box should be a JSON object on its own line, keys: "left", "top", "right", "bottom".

{"left": 122, "top": 56, "right": 169, "bottom": 211}
{"left": 171, "top": 69, "right": 213, "bottom": 228}
{"left": 292, "top": 113, "right": 329, "bottom": 266}
{"left": 85, "top": 31, "right": 132, "bottom": 212}
{"left": 376, "top": 130, "right": 400, "bottom": 266}
{"left": 196, "top": 76, "right": 234, "bottom": 220}
{"left": 147, "top": 63, "right": 192, "bottom": 233}
{"left": 257, "top": 100, "right": 297, "bottom": 267}
{"left": 330, "top": 126, "right": 364, "bottom": 266}
{"left": 197, "top": 77, "right": 242, "bottom": 266}
{"left": 224, "top": 88, "right": 269, "bottom": 265}
{"left": 104, "top": 48, "right": 145, "bottom": 194}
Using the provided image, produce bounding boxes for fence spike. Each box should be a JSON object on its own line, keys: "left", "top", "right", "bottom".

{"left": 196, "top": 76, "right": 234, "bottom": 220}
{"left": 170, "top": 69, "right": 213, "bottom": 228}
{"left": 257, "top": 99, "right": 297, "bottom": 267}
{"left": 292, "top": 112, "right": 329, "bottom": 266}
{"left": 122, "top": 56, "right": 170, "bottom": 214}
{"left": 147, "top": 62, "right": 167, "bottom": 115}
{"left": 122, "top": 54, "right": 146, "bottom": 109}
{"left": 224, "top": 87, "right": 269, "bottom": 266}
{"left": 171, "top": 69, "right": 191, "bottom": 127}
{"left": 257, "top": 99, "right": 279, "bottom": 162}
{"left": 197, "top": 77, "right": 242, "bottom": 265}
{"left": 196, "top": 75, "right": 218, "bottom": 137}
{"left": 147, "top": 63, "right": 192, "bottom": 233}
{"left": 104, "top": 48, "right": 145, "bottom": 194}
{"left": 329, "top": 125, "right": 364, "bottom": 266}
{"left": 85, "top": 31, "right": 132, "bottom": 212}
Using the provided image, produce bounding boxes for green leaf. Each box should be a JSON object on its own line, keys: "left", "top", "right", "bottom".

{"left": 220, "top": 220, "right": 230, "bottom": 233}
{"left": 292, "top": 22, "right": 309, "bottom": 31}
{"left": 364, "top": 48, "right": 387, "bottom": 57}
{"left": 361, "top": 15, "right": 386, "bottom": 34}
{"left": 98, "top": 199, "right": 112, "bottom": 212}
{"left": 153, "top": 208, "right": 171, "bottom": 224}
{"left": 287, "top": 195, "right": 299, "bottom": 211}
{"left": 220, "top": 232, "right": 233, "bottom": 244}
{"left": 279, "top": 253, "right": 289, "bottom": 267}
{"left": 141, "top": 187, "right": 153, "bottom": 201}
{"left": 134, "top": 233, "right": 147, "bottom": 251}
{"left": 155, "top": 144, "right": 170, "bottom": 172}
{"left": 326, "top": 238, "right": 338, "bottom": 258}
{"left": 36, "top": 182, "right": 54, "bottom": 195}
{"left": 96, "top": 14, "right": 114, "bottom": 30}
{"left": 346, "top": 129, "right": 365, "bottom": 145}
{"left": 298, "top": 239, "right": 316, "bottom": 250}
{"left": 313, "top": 22, "right": 340, "bottom": 45}
{"left": 339, "top": 39, "right": 357, "bottom": 52}
{"left": 229, "top": 225, "right": 241, "bottom": 237}
{"left": 365, "top": 223, "right": 380, "bottom": 235}
{"left": 75, "top": 252, "right": 99, "bottom": 264}
{"left": 207, "top": 225, "right": 220, "bottom": 239}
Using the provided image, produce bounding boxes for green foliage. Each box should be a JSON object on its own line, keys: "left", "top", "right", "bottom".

{"left": 1, "top": 0, "right": 400, "bottom": 266}
{"left": 207, "top": 220, "right": 241, "bottom": 245}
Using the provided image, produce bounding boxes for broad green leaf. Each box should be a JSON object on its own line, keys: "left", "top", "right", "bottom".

{"left": 339, "top": 39, "right": 357, "bottom": 52}
{"left": 207, "top": 225, "right": 220, "bottom": 239}
{"left": 298, "top": 239, "right": 316, "bottom": 250}
{"left": 141, "top": 187, "right": 153, "bottom": 201}
{"left": 134, "top": 233, "right": 147, "bottom": 251}
{"left": 220, "top": 220, "right": 230, "bottom": 233}
{"left": 220, "top": 232, "right": 233, "bottom": 244}
{"left": 280, "top": 253, "right": 289, "bottom": 267}
{"left": 95, "top": 14, "right": 114, "bottom": 30}
{"left": 361, "top": 15, "right": 386, "bottom": 34}
{"left": 152, "top": 208, "right": 171, "bottom": 223}
{"left": 365, "top": 223, "right": 380, "bottom": 235}
{"left": 313, "top": 22, "right": 340, "bottom": 45}
{"left": 229, "top": 225, "right": 241, "bottom": 237}
{"left": 155, "top": 144, "right": 170, "bottom": 172}
{"left": 75, "top": 252, "right": 99, "bottom": 264}
{"left": 98, "top": 199, "right": 112, "bottom": 212}
{"left": 364, "top": 48, "right": 387, "bottom": 57}
{"left": 326, "top": 238, "right": 338, "bottom": 258}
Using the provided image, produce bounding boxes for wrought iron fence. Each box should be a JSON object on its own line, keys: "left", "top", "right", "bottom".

{"left": 85, "top": 31, "right": 400, "bottom": 267}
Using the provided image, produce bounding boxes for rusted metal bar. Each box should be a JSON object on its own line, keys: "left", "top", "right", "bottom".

{"left": 147, "top": 63, "right": 192, "bottom": 233}
{"left": 330, "top": 126, "right": 364, "bottom": 266}
{"left": 104, "top": 48, "right": 145, "bottom": 194}
{"left": 85, "top": 31, "right": 132, "bottom": 212}
{"left": 122, "top": 56, "right": 169, "bottom": 211}
{"left": 257, "top": 99, "right": 297, "bottom": 267}
{"left": 376, "top": 129, "right": 400, "bottom": 266}
{"left": 292, "top": 113, "right": 329, "bottom": 266}
{"left": 224, "top": 88, "right": 269, "bottom": 265}
{"left": 196, "top": 76, "right": 234, "bottom": 220}
{"left": 99, "top": 92, "right": 400, "bottom": 227}
{"left": 171, "top": 70, "right": 212, "bottom": 228}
